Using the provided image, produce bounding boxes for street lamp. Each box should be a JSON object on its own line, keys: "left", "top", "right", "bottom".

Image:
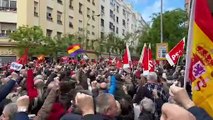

{"left": 85, "top": 14, "right": 100, "bottom": 50}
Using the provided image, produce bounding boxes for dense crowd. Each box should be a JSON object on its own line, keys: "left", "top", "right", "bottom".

{"left": 0, "top": 59, "right": 212, "bottom": 120}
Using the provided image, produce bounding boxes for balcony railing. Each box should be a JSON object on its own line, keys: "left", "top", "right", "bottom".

{"left": 0, "top": 7, "right": 17, "bottom": 12}
{"left": 0, "top": 33, "right": 9, "bottom": 38}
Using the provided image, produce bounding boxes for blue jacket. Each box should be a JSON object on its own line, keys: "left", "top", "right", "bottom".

{"left": 0, "top": 80, "right": 16, "bottom": 103}
{"left": 188, "top": 106, "right": 212, "bottom": 120}
{"left": 15, "top": 112, "right": 29, "bottom": 120}
{"left": 108, "top": 76, "right": 116, "bottom": 95}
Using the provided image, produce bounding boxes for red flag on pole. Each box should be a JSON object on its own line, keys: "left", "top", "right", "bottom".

{"left": 166, "top": 38, "right": 185, "bottom": 66}
{"left": 123, "top": 44, "right": 131, "bottom": 69}
{"left": 17, "top": 48, "right": 28, "bottom": 65}
{"left": 148, "top": 44, "right": 155, "bottom": 72}
{"left": 142, "top": 44, "right": 149, "bottom": 74}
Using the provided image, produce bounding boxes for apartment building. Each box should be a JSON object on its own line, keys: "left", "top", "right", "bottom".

{"left": 0, "top": 0, "right": 17, "bottom": 64}
{"left": 0, "top": 0, "right": 100, "bottom": 63}
{"left": 100, "top": 0, "right": 146, "bottom": 42}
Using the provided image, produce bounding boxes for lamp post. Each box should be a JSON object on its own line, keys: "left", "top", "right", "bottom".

{"left": 160, "top": 0, "right": 163, "bottom": 43}
{"left": 85, "top": 14, "right": 100, "bottom": 50}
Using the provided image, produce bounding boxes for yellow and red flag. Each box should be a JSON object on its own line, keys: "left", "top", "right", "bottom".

{"left": 185, "top": 0, "right": 213, "bottom": 116}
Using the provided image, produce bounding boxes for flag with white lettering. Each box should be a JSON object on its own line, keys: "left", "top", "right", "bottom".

{"left": 166, "top": 38, "right": 185, "bottom": 66}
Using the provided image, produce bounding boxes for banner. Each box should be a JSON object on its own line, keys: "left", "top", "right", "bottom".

{"left": 166, "top": 38, "right": 185, "bottom": 66}
{"left": 10, "top": 62, "right": 23, "bottom": 71}
{"left": 184, "top": 0, "right": 213, "bottom": 117}
{"left": 156, "top": 43, "right": 168, "bottom": 60}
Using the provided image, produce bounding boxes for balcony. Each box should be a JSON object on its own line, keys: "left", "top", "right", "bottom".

{"left": 0, "top": 7, "right": 16, "bottom": 12}
{"left": 0, "top": 33, "right": 9, "bottom": 38}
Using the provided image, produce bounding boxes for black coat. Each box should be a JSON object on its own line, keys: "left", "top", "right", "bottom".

{"left": 138, "top": 111, "right": 155, "bottom": 120}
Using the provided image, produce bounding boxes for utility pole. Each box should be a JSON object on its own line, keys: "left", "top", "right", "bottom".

{"left": 160, "top": 0, "right": 163, "bottom": 43}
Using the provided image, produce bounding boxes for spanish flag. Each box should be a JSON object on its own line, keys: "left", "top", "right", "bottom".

{"left": 67, "top": 44, "right": 84, "bottom": 57}
{"left": 185, "top": 0, "right": 213, "bottom": 117}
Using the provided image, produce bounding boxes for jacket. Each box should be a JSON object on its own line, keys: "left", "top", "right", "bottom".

{"left": 138, "top": 111, "right": 154, "bottom": 120}
{"left": 15, "top": 112, "right": 29, "bottom": 120}
{"left": 34, "top": 88, "right": 58, "bottom": 120}
{"left": 0, "top": 79, "right": 16, "bottom": 103}
{"left": 188, "top": 106, "right": 212, "bottom": 120}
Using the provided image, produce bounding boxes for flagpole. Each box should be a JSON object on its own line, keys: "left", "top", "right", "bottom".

{"left": 184, "top": 0, "right": 196, "bottom": 88}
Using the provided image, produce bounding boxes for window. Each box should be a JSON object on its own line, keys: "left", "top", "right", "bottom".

{"left": 69, "top": 0, "right": 73, "bottom": 9}
{"left": 92, "top": 32, "right": 95, "bottom": 35}
{"left": 110, "top": 9, "right": 115, "bottom": 20}
{"left": 87, "top": 0, "right": 90, "bottom": 2}
{"left": 34, "top": 1, "right": 38, "bottom": 17}
{"left": 87, "top": 8, "right": 90, "bottom": 18}
{"left": 122, "top": 19, "right": 126, "bottom": 26}
{"left": 2, "top": 0, "right": 9, "bottom": 7}
{"left": 10, "top": 0, "right": 16, "bottom": 9}
{"left": 116, "top": 27, "right": 118, "bottom": 34}
{"left": 110, "top": 0, "right": 114, "bottom": 6}
{"left": 101, "top": 19, "right": 104, "bottom": 27}
{"left": 109, "top": 22, "right": 114, "bottom": 30}
{"left": 57, "top": 11, "right": 62, "bottom": 25}
{"left": 78, "top": 27, "right": 83, "bottom": 32}
{"left": 87, "top": 30, "right": 90, "bottom": 34}
{"left": 47, "top": 7, "right": 53, "bottom": 21}
{"left": 122, "top": 29, "right": 125, "bottom": 35}
{"left": 116, "top": 17, "right": 119, "bottom": 23}
{"left": 116, "top": 5, "right": 119, "bottom": 13}
{"left": 46, "top": 29, "right": 52, "bottom": 37}
{"left": 57, "top": 32, "right": 62, "bottom": 39}
{"left": 101, "top": 5, "right": 104, "bottom": 16}
{"left": 69, "top": 16, "right": 73, "bottom": 28}
{"left": 92, "top": 0, "right": 95, "bottom": 5}
{"left": 57, "top": 0, "right": 63, "bottom": 4}
{"left": 0, "top": 0, "right": 17, "bottom": 11}
{"left": 79, "top": 3, "right": 83, "bottom": 14}
{"left": 101, "top": 32, "right": 104, "bottom": 39}
{"left": 92, "top": 11, "right": 95, "bottom": 20}
{"left": 123, "top": 9, "right": 126, "bottom": 16}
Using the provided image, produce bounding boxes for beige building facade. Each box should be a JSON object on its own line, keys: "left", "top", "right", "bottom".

{"left": 17, "top": 0, "right": 100, "bottom": 39}
{"left": 0, "top": 0, "right": 101, "bottom": 63}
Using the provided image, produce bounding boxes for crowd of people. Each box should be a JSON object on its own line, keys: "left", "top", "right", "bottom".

{"left": 0, "top": 58, "right": 212, "bottom": 120}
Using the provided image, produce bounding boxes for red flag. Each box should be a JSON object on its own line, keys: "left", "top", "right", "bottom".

{"left": 116, "top": 60, "right": 123, "bottom": 69}
{"left": 17, "top": 48, "right": 28, "bottom": 65}
{"left": 123, "top": 44, "right": 131, "bottom": 69}
{"left": 166, "top": 38, "right": 185, "bottom": 66}
{"left": 148, "top": 44, "right": 155, "bottom": 72}
{"left": 142, "top": 45, "right": 149, "bottom": 74}
{"left": 138, "top": 43, "right": 146, "bottom": 64}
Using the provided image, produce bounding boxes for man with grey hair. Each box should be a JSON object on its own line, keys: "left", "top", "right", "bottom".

{"left": 144, "top": 72, "right": 167, "bottom": 119}
{"left": 95, "top": 93, "right": 118, "bottom": 119}
{"left": 0, "top": 103, "right": 17, "bottom": 120}
{"left": 138, "top": 97, "right": 155, "bottom": 120}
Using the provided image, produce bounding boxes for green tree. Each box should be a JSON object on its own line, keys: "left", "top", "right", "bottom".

{"left": 9, "top": 26, "right": 46, "bottom": 56}
{"left": 137, "top": 9, "right": 188, "bottom": 57}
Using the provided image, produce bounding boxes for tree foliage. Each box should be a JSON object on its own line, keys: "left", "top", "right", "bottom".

{"left": 137, "top": 9, "right": 188, "bottom": 57}
{"left": 9, "top": 26, "right": 76, "bottom": 57}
